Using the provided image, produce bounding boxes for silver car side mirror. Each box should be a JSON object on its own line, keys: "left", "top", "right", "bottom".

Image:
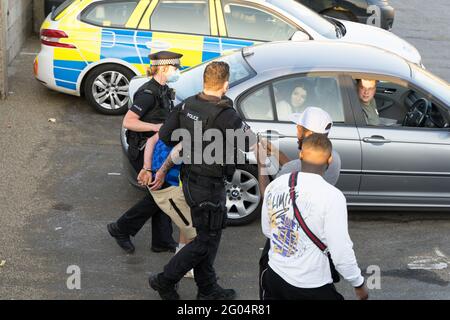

{"left": 291, "top": 30, "right": 310, "bottom": 42}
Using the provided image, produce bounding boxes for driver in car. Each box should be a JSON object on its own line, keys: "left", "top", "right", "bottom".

{"left": 358, "top": 79, "right": 380, "bottom": 126}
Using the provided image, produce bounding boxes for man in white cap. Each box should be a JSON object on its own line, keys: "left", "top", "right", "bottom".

{"left": 276, "top": 107, "right": 341, "bottom": 183}
{"left": 256, "top": 106, "right": 342, "bottom": 299}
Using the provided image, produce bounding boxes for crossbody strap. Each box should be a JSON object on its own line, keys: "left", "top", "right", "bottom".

{"left": 289, "top": 172, "right": 329, "bottom": 254}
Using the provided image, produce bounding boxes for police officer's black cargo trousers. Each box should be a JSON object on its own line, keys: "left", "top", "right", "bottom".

{"left": 115, "top": 151, "right": 176, "bottom": 248}
{"left": 161, "top": 176, "right": 226, "bottom": 290}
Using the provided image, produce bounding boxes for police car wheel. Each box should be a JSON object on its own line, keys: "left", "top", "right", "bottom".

{"left": 84, "top": 64, "right": 135, "bottom": 115}
{"left": 226, "top": 165, "right": 262, "bottom": 226}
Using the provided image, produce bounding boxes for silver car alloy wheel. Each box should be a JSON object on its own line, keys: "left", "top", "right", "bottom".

{"left": 92, "top": 71, "right": 130, "bottom": 110}
{"left": 225, "top": 169, "right": 261, "bottom": 220}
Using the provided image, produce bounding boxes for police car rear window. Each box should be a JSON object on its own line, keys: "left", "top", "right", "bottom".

{"left": 51, "top": 0, "right": 76, "bottom": 20}
{"left": 151, "top": 0, "right": 210, "bottom": 36}
{"left": 80, "top": 1, "right": 139, "bottom": 28}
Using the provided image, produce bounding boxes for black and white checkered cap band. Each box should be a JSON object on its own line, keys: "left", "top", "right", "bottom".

{"left": 151, "top": 59, "right": 180, "bottom": 66}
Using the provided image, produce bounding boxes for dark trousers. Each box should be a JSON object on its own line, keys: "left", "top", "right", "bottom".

{"left": 115, "top": 150, "right": 176, "bottom": 248}
{"left": 262, "top": 266, "right": 344, "bottom": 300}
{"left": 259, "top": 238, "right": 270, "bottom": 300}
{"left": 162, "top": 176, "right": 226, "bottom": 290}
{"left": 117, "top": 192, "right": 176, "bottom": 247}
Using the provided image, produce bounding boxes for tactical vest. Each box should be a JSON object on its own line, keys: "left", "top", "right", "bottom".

{"left": 126, "top": 80, "right": 173, "bottom": 155}
{"left": 138, "top": 80, "right": 173, "bottom": 126}
{"left": 179, "top": 95, "right": 234, "bottom": 178}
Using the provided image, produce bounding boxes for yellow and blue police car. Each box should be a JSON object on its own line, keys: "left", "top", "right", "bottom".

{"left": 36, "top": 0, "right": 256, "bottom": 114}
{"left": 35, "top": 0, "right": 421, "bottom": 114}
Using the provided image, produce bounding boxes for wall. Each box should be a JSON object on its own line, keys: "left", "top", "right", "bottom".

{"left": 4, "top": 0, "right": 33, "bottom": 65}
{"left": 0, "top": 0, "right": 8, "bottom": 98}
{"left": 33, "top": 0, "right": 45, "bottom": 34}
{"left": 0, "top": 0, "right": 44, "bottom": 98}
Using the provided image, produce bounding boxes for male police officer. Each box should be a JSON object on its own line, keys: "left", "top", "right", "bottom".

{"left": 149, "top": 61, "right": 254, "bottom": 300}
{"left": 107, "top": 51, "right": 182, "bottom": 254}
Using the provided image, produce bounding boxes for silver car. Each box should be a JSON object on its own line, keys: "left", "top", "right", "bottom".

{"left": 122, "top": 41, "right": 450, "bottom": 225}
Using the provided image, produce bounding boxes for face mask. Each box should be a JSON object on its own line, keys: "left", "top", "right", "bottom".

{"left": 166, "top": 69, "right": 180, "bottom": 83}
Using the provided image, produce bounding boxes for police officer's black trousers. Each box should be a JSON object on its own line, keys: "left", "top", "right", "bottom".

{"left": 161, "top": 176, "right": 226, "bottom": 290}
{"left": 115, "top": 152, "right": 176, "bottom": 248}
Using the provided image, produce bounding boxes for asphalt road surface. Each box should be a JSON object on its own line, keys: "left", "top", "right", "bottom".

{"left": 0, "top": 1, "right": 449, "bottom": 300}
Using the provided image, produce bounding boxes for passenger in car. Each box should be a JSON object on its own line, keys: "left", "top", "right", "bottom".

{"left": 276, "top": 84, "right": 309, "bottom": 121}
{"left": 357, "top": 79, "right": 380, "bottom": 126}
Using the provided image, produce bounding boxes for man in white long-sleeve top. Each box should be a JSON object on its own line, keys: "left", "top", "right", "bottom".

{"left": 261, "top": 134, "right": 368, "bottom": 300}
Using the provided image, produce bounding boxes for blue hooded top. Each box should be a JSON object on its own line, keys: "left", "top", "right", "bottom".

{"left": 151, "top": 140, "right": 181, "bottom": 186}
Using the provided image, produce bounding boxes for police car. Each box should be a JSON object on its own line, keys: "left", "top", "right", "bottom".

{"left": 35, "top": 0, "right": 422, "bottom": 115}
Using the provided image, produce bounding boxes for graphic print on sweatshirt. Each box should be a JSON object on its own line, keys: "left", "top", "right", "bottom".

{"left": 266, "top": 190, "right": 308, "bottom": 258}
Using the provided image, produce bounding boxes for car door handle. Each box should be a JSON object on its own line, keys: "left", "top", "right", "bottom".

{"left": 363, "top": 136, "right": 391, "bottom": 144}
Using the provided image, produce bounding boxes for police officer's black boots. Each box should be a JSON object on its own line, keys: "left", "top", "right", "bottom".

{"left": 149, "top": 274, "right": 180, "bottom": 300}
{"left": 107, "top": 223, "right": 135, "bottom": 254}
{"left": 197, "top": 283, "right": 237, "bottom": 300}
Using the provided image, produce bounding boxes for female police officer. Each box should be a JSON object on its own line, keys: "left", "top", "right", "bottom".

{"left": 107, "top": 51, "right": 183, "bottom": 254}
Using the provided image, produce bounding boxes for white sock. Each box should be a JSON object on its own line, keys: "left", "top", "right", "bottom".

{"left": 176, "top": 243, "right": 186, "bottom": 255}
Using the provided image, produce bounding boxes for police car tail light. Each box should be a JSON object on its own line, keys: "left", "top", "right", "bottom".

{"left": 40, "top": 29, "right": 76, "bottom": 49}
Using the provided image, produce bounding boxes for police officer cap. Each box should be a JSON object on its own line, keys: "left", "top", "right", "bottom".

{"left": 149, "top": 51, "right": 183, "bottom": 68}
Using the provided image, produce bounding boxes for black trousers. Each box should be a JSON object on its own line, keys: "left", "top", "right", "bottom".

{"left": 115, "top": 150, "right": 176, "bottom": 248}
{"left": 262, "top": 266, "right": 344, "bottom": 300}
{"left": 258, "top": 238, "right": 270, "bottom": 300}
{"left": 162, "top": 176, "right": 226, "bottom": 290}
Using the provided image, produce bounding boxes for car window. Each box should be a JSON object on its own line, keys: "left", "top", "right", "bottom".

{"left": 411, "top": 63, "right": 450, "bottom": 107}
{"left": 353, "top": 77, "right": 450, "bottom": 129}
{"left": 51, "top": 0, "right": 76, "bottom": 20}
{"left": 267, "top": 0, "right": 337, "bottom": 39}
{"left": 81, "top": 1, "right": 139, "bottom": 27}
{"left": 222, "top": 1, "right": 297, "bottom": 41}
{"left": 151, "top": 0, "right": 210, "bottom": 35}
{"left": 273, "top": 75, "right": 345, "bottom": 122}
{"left": 173, "top": 51, "right": 255, "bottom": 100}
{"left": 353, "top": 76, "right": 450, "bottom": 130}
{"left": 240, "top": 86, "right": 275, "bottom": 121}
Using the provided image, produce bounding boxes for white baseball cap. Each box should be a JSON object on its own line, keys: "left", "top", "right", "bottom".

{"left": 289, "top": 107, "right": 333, "bottom": 134}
